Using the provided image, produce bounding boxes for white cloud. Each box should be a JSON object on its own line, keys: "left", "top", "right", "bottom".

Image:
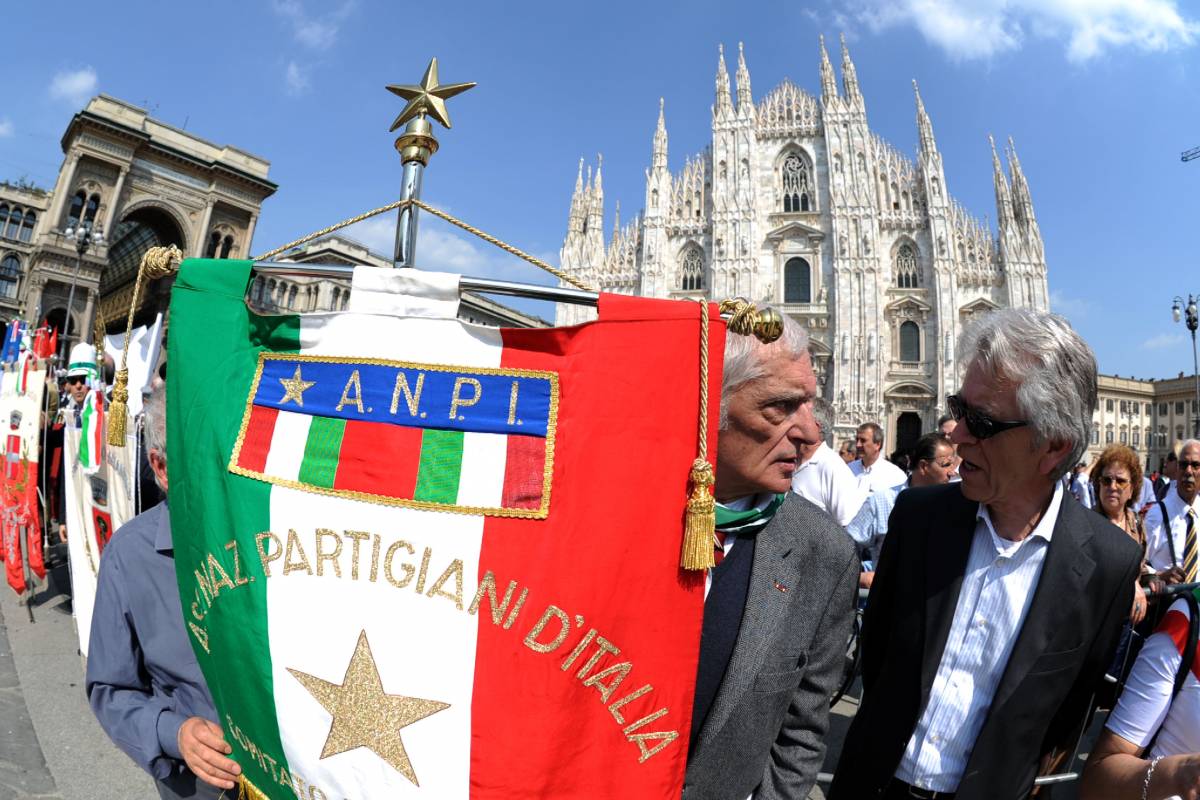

{"left": 845, "top": 0, "right": 1198, "bottom": 62}
{"left": 1049, "top": 289, "right": 1091, "bottom": 319}
{"left": 0, "top": 119, "right": 12, "bottom": 138}
{"left": 285, "top": 61, "right": 310, "bottom": 96}
{"left": 1143, "top": 331, "right": 1186, "bottom": 350}
{"left": 271, "top": 0, "right": 354, "bottom": 50}
{"left": 48, "top": 66, "right": 98, "bottom": 105}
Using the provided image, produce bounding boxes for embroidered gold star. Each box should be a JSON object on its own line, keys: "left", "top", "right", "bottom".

{"left": 288, "top": 631, "right": 449, "bottom": 786}
{"left": 386, "top": 57, "right": 476, "bottom": 131}
{"left": 278, "top": 365, "right": 315, "bottom": 407}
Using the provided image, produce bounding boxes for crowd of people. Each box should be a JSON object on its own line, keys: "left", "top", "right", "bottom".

{"left": 75, "top": 303, "right": 1200, "bottom": 800}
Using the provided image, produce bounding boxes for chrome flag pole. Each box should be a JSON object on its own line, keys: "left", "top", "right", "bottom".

{"left": 386, "top": 59, "right": 475, "bottom": 269}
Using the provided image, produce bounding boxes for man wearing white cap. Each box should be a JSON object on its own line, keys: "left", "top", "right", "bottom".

{"left": 64, "top": 341, "right": 99, "bottom": 428}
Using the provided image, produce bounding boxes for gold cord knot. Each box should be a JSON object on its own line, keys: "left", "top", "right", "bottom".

{"left": 718, "top": 298, "right": 783, "bottom": 344}
{"left": 141, "top": 244, "right": 182, "bottom": 279}
{"left": 106, "top": 368, "right": 129, "bottom": 447}
{"left": 681, "top": 459, "right": 717, "bottom": 571}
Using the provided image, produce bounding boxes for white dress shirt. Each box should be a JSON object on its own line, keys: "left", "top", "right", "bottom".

{"left": 895, "top": 482, "right": 1064, "bottom": 793}
{"left": 1145, "top": 488, "right": 1200, "bottom": 572}
{"left": 791, "top": 442, "right": 867, "bottom": 527}
{"left": 1106, "top": 596, "right": 1200, "bottom": 759}
{"left": 1139, "top": 476, "right": 1157, "bottom": 509}
{"left": 1070, "top": 472, "right": 1094, "bottom": 509}
{"left": 849, "top": 456, "right": 907, "bottom": 495}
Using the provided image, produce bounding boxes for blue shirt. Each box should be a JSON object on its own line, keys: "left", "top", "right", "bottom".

{"left": 845, "top": 480, "right": 906, "bottom": 570}
{"left": 85, "top": 501, "right": 218, "bottom": 781}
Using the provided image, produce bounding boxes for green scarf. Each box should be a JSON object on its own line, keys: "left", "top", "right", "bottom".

{"left": 715, "top": 493, "right": 787, "bottom": 534}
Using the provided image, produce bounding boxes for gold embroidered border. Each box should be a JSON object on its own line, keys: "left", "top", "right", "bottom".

{"left": 227, "top": 352, "right": 559, "bottom": 519}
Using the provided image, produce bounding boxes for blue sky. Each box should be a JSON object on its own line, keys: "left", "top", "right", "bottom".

{"left": 4, "top": 0, "right": 1199, "bottom": 380}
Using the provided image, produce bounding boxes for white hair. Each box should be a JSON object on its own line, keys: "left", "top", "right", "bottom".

{"left": 957, "top": 308, "right": 1096, "bottom": 481}
{"left": 142, "top": 382, "right": 167, "bottom": 490}
{"left": 720, "top": 310, "right": 809, "bottom": 429}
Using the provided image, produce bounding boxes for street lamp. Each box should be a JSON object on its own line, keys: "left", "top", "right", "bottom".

{"left": 1171, "top": 294, "right": 1200, "bottom": 438}
{"left": 60, "top": 219, "right": 104, "bottom": 361}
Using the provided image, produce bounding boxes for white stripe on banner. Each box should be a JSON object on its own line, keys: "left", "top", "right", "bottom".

{"left": 264, "top": 410, "right": 312, "bottom": 483}
{"left": 456, "top": 432, "right": 508, "bottom": 509}
{"left": 267, "top": 304, "right": 504, "bottom": 800}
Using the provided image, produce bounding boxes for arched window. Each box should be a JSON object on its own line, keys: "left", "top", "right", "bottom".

{"left": 276, "top": 281, "right": 287, "bottom": 306}
{"left": 266, "top": 279, "right": 276, "bottom": 308}
{"left": 895, "top": 244, "right": 920, "bottom": 288}
{"left": 250, "top": 276, "right": 263, "bottom": 304}
{"left": 0, "top": 255, "right": 20, "bottom": 298}
{"left": 67, "top": 191, "right": 85, "bottom": 228}
{"left": 5, "top": 209, "right": 21, "bottom": 240}
{"left": 205, "top": 231, "right": 221, "bottom": 258}
{"left": 899, "top": 320, "right": 920, "bottom": 362}
{"left": 1106, "top": 427, "right": 1115, "bottom": 444}
{"left": 1091, "top": 425, "right": 1099, "bottom": 445}
{"left": 84, "top": 194, "right": 100, "bottom": 224}
{"left": 221, "top": 235, "right": 234, "bottom": 259}
{"left": 784, "top": 257, "right": 811, "bottom": 303}
{"left": 340, "top": 290, "right": 349, "bottom": 311}
{"left": 781, "top": 152, "right": 811, "bottom": 213}
{"left": 0, "top": 207, "right": 7, "bottom": 236}
{"left": 332, "top": 287, "right": 341, "bottom": 309}
{"left": 680, "top": 248, "right": 704, "bottom": 291}
{"left": 20, "top": 211, "right": 35, "bottom": 243}
{"left": 288, "top": 285, "right": 298, "bottom": 310}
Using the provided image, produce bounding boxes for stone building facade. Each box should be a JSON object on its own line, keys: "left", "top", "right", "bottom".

{"left": 558, "top": 38, "right": 1049, "bottom": 451}
{"left": 1, "top": 94, "right": 276, "bottom": 347}
{"left": 1092, "top": 373, "right": 1200, "bottom": 472}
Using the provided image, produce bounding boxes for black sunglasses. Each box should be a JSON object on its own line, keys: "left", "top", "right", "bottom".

{"left": 946, "top": 394, "right": 1029, "bottom": 440}
{"left": 65, "top": 376, "right": 87, "bottom": 385}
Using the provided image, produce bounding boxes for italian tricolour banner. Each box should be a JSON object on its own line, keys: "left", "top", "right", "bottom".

{"left": 169, "top": 260, "right": 723, "bottom": 799}
{"left": 0, "top": 353, "right": 46, "bottom": 595}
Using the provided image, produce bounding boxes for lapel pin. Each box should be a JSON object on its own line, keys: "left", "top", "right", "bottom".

{"left": 774, "top": 580, "right": 789, "bottom": 593}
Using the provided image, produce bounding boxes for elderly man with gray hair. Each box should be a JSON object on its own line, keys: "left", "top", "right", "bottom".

{"left": 86, "top": 383, "right": 242, "bottom": 798}
{"left": 831, "top": 308, "right": 1142, "bottom": 800}
{"left": 683, "top": 311, "right": 858, "bottom": 800}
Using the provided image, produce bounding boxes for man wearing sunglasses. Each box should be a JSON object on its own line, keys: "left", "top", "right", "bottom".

{"left": 1143, "top": 439, "right": 1200, "bottom": 586}
{"left": 831, "top": 308, "right": 1142, "bottom": 800}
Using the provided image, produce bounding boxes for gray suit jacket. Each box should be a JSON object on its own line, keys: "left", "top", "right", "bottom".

{"left": 683, "top": 493, "right": 859, "bottom": 800}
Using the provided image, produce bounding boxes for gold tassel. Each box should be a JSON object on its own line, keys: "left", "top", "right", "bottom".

{"left": 107, "top": 368, "right": 129, "bottom": 447}
{"left": 236, "top": 774, "right": 272, "bottom": 800}
{"left": 108, "top": 244, "right": 181, "bottom": 447}
{"left": 681, "top": 460, "right": 716, "bottom": 571}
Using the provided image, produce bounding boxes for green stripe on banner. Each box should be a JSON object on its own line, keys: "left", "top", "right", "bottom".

{"left": 168, "top": 258, "right": 300, "bottom": 797}
{"left": 78, "top": 401, "right": 92, "bottom": 466}
{"left": 298, "top": 416, "right": 346, "bottom": 488}
{"left": 414, "top": 428, "right": 464, "bottom": 504}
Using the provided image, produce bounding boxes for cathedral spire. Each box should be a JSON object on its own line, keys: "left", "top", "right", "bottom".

{"left": 735, "top": 42, "right": 753, "bottom": 115}
{"left": 652, "top": 97, "right": 668, "bottom": 171}
{"left": 1006, "top": 136, "right": 1036, "bottom": 227}
{"left": 715, "top": 44, "right": 733, "bottom": 119}
{"left": 611, "top": 200, "right": 621, "bottom": 244}
{"left": 819, "top": 34, "right": 838, "bottom": 100}
{"left": 913, "top": 80, "right": 937, "bottom": 156}
{"left": 989, "top": 135, "right": 1014, "bottom": 228}
{"left": 840, "top": 33, "right": 862, "bottom": 106}
{"left": 568, "top": 157, "right": 585, "bottom": 231}
{"left": 592, "top": 153, "right": 604, "bottom": 210}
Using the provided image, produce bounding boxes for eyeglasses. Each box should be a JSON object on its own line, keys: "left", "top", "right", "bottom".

{"left": 64, "top": 376, "right": 86, "bottom": 386}
{"left": 1180, "top": 460, "right": 1200, "bottom": 471}
{"left": 946, "top": 394, "right": 1029, "bottom": 441}
{"left": 1099, "top": 475, "right": 1130, "bottom": 488}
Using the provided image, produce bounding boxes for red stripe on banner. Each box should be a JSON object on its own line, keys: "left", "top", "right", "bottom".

{"left": 1156, "top": 609, "right": 1200, "bottom": 682}
{"left": 500, "top": 433, "right": 545, "bottom": 510}
{"left": 237, "top": 405, "right": 279, "bottom": 473}
{"left": 468, "top": 295, "right": 723, "bottom": 797}
{"left": 332, "top": 419, "right": 422, "bottom": 500}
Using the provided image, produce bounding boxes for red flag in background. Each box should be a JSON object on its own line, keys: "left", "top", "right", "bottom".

{"left": 2, "top": 516, "right": 24, "bottom": 594}
{"left": 32, "top": 323, "right": 56, "bottom": 360}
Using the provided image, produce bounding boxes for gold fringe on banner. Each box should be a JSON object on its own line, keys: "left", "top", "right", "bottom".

{"left": 108, "top": 244, "right": 182, "bottom": 447}
{"left": 235, "top": 774, "right": 272, "bottom": 800}
{"left": 681, "top": 300, "right": 716, "bottom": 571}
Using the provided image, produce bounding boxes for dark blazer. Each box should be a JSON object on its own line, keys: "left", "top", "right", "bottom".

{"left": 830, "top": 483, "right": 1141, "bottom": 800}
{"left": 683, "top": 493, "right": 858, "bottom": 800}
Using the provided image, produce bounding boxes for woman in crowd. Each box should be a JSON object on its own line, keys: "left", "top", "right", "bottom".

{"left": 1090, "top": 444, "right": 1152, "bottom": 624}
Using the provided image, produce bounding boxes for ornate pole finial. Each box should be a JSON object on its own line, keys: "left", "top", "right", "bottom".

{"left": 386, "top": 58, "right": 475, "bottom": 269}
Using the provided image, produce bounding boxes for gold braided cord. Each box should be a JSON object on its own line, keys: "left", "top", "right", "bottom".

{"left": 250, "top": 198, "right": 595, "bottom": 292}
{"left": 681, "top": 298, "right": 717, "bottom": 571}
{"left": 407, "top": 199, "right": 593, "bottom": 291}
{"left": 696, "top": 299, "right": 710, "bottom": 462}
{"left": 108, "top": 244, "right": 183, "bottom": 447}
{"left": 251, "top": 199, "right": 407, "bottom": 262}
{"left": 718, "top": 297, "right": 783, "bottom": 344}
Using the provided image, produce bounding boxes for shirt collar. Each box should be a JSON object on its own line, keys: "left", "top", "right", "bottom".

{"left": 153, "top": 501, "right": 172, "bottom": 554}
{"left": 977, "top": 479, "right": 1064, "bottom": 553}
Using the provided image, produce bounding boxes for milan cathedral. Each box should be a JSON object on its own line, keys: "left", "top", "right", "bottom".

{"left": 558, "top": 37, "right": 1049, "bottom": 450}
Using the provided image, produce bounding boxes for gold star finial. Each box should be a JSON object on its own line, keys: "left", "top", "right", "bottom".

{"left": 386, "top": 58, "right": 476, "bottom": 131}
{"left": 289, "top": 631, "right": 450, "bottom": 786}
{"left": 278, "top": 365, "right": 316, "bottom": 407}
